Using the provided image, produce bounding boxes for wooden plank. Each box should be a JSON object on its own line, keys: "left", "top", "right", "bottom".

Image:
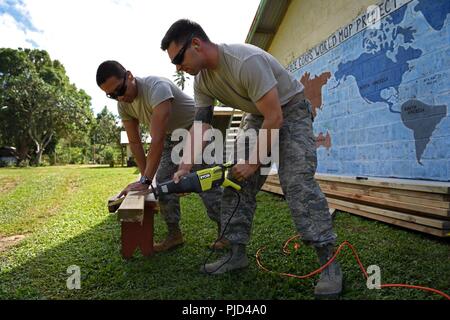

{"left": 321, "top": 185, "right": 450, "bottom": 217}
{"left": 319, "top": 180, "right": 448, "bottom": 202}
{"left": 320, "top": 182, "right": 450, "bottom": 207}
{"left": 367, "top": 190, "right": 450, "bottom": 207}
{"left": 265, "top": 174, "right": 450, "bottom": 196}
{"left": 213, "top": 110, "right": 235, "bottom": 116}
{"left": 327, "top": 198, "right": 450, "bottom": 229}
{"left": 330, "top": 203, "right": 449, "bottom": 238}
{"left": 264, "top": 177, "right": 450, "bottom": 215}
{"left": 261, "top": 185, "right": 450, "bottom": 236}
{"left": 263, "top": 178, "right": 280, "bottom": 186}
{"left": 117, "top": 191, "right": 145, "bottom": 221}
{"left": 263, "top": 181, "right": 284, "bottom": 191}
{"left": 265, "top": 175, "right": 280, "bottom": 185}
{"left": 315, "top": 174, "right": 450, "bottom": 194}
{"left": 261, "top": 185, "right": 336, "bottom": 217}
{"left": 108, "top": 195, "right": 124, "bottom": 213}
{"left": 321, "top": 188, "right": 450, "bottom": 218}
{"left": 266, "top": 175, "right": 450, "bottom": 206}
{"left": 262, "top": 181, "right": 450, "bottom": 228}
{"left": 261, "top": 183, "right": 283, "bottom": 195}
{"left": 266, "top": 180, "right": 450, "bottom": 219}
{"left": 262, "top": 174, "right": 450, "bottom": 236}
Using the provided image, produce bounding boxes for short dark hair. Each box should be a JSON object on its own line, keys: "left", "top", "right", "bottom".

{"left": 96, "top": 60, "right": 126, "bottom": 86}
{"left": 160, "top": 19, "right": 210, "bottom": 51}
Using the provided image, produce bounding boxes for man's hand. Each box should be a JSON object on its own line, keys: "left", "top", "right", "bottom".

{"left": 173, "top": 165, "right": 192, "bottom": 183}
{"left": 118, "top": 181, "right": 149, "bottom": 198}
{"left": 231, "top": 160, "right": 260, "bottom": 181}
{"left": 172, "top": 166, "right": 192, "bottom": 196}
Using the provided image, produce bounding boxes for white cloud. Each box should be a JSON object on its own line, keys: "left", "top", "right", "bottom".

{"left": 0, "top": 0, "right": 261, "bottom": 117}
{"left": 0, "top": 13, "right": 27, "bottom": 47}
{"left": 0, "top": 13, "right": 38, "bottom": 48}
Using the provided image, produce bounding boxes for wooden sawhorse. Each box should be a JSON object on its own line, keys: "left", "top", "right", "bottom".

{"left": 109, "top": 191, "right": 157, "bottom": 259}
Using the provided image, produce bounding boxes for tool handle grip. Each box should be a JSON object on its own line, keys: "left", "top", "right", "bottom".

{"left": 157, "top": 172, "right": 203, "bottom": 195}
{"left": 222, "top": 177, "right": 241, "bottom": 191}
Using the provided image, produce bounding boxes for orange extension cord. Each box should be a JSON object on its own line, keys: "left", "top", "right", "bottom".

{"left": 255, "top": 235, "right": 450, "bottom": 300}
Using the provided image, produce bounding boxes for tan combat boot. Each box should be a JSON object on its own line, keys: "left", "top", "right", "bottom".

{"left": 154, "top": 223, "right": 185, "bottom": 253}
{"left": 314, "top": 244, "right": 343, "bottom": 299}
{"left": 209, "top": 222, "right": 230, "bottom": 251}
{"left": 201, "top": 244, "right": 248, "bottom": 274}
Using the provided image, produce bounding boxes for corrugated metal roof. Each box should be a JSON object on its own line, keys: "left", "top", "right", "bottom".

{"left": 245, "top": 0, "right": 291, "bottom": 50}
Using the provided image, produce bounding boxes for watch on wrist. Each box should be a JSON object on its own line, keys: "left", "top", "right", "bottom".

{"left": 139, "top": 175, "right": 152, "bottom": 186}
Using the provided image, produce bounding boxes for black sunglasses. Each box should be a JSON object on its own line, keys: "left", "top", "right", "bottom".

{"left": 106, "top": 73, "right": 128, "bottom": 100}
{"left": 171, "top": 34, "right": 194, "bottom": 65}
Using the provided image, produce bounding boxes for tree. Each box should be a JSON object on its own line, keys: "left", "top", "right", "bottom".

{"left": 173, "top": 70, "right": 189, "bottom": 91}
{"left": 90, "top": 106, "right": 121, "bottom": 160}
{"left": 0, "top": 48, "right": 94, "bottom": 165}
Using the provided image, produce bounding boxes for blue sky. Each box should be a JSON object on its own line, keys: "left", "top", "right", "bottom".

{"left": 0, "top": 0, "right": 40, "bottom": 47}
{"left": 0, "top": 0, "right": 261, "bottom": 116}
{"left": 0, "top": 0, "right": 39, "bottom": 32}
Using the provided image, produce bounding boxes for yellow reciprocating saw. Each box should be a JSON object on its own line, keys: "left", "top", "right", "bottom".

{"left": 154, "top": 162, "right": 241, "bottom": 197}
{"left": 108, "top": 163, "right": 240, "bottom": 212}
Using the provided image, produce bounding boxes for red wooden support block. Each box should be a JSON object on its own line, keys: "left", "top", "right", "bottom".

{"left": 120, "top": 198, "right": 157, "bottom": 259}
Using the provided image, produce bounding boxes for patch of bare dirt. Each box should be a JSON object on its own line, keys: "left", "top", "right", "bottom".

{"left": 0, "top": 235, "right": 26, "bottom": 253}
{"left": 0, "top": 178, "right": 19, "bottom": 193}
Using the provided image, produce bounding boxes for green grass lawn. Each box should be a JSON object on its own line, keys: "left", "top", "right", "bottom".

{"left": 0, "top": 166, "right": 449, "bottom": 300}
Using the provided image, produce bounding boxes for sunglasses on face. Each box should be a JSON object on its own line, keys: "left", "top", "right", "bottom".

{"left": 171, "top": 34, "right": 194, "bottom": 65}
{"left": 106, "top": 73, "right": 127, "bottom": 100}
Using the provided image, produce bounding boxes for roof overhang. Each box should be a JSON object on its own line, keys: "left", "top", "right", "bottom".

{"left": 245, "top": 0, "right": 291, "bottom": 50}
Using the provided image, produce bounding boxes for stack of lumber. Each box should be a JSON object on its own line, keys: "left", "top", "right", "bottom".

{"left": 262, "top": 174, "right": 450, "bottom": 238}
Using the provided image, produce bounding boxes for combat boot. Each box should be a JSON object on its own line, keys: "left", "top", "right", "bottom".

{"left": 314, "top": 244, "right": 343, "bottom": 299}
{"left": 154, "top": 223, "right": 185, "bottom": 253}
{"left": 201, "top": 243, "right": 248, "bottom": 274}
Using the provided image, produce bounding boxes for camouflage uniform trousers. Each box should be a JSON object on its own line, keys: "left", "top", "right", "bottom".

{"left": 221, "top": 98, "right": 337, "bottom": 248}
{"left": 156, "top": 135, "right": 223, "bottom": 225}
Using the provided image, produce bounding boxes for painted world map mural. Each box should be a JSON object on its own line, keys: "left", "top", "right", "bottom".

{"left": 290, "top": 0, "right": 450, "bottom": 181}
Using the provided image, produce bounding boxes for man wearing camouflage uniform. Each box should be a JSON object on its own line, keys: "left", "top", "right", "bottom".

{"left": 161, "top": 20, "right": 342, "bottom": 298}
{"left": 96, "top": 60, "right": 226, "bottom": 252}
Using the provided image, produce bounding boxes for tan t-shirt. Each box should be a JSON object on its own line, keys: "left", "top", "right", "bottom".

{"left": 194, "top": 44, "right": 304, "bottom": 114}
{"left": 118, "top": 76, "right": 195, "bottom": 133}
